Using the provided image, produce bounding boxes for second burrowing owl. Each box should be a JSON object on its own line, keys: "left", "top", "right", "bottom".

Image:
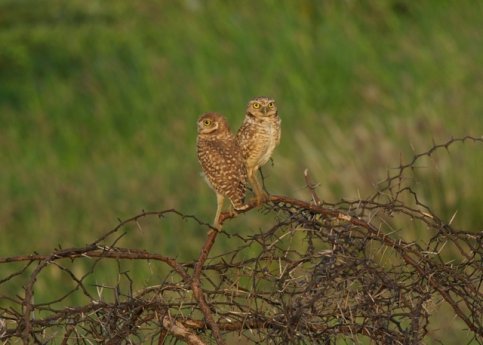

{"left": 236, "top": 96, "right": 281, "bottom": 204}
{"left": 197, "top": 112, "right": 248, "bottom": 229}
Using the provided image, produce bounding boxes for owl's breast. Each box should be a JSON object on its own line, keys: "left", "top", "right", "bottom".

{"left": 249, "top": 119, "right": 281, "bottom": 168}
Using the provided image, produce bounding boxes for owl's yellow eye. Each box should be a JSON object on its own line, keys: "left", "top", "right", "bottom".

{"left": 253, "top": 103, "right": 261, "bottom": 109}
{"left": 268, "top": 102, "right": 274, "bottom": 108}
{"left": 203, "top": 119, "right": 212, "bottom": 126}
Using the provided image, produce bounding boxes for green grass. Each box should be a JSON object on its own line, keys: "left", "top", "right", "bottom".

{"left": 0, "top": 1, "right": 482, "bottom": 343}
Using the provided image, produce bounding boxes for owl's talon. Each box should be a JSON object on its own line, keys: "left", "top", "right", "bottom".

{"left": 248, "top": 194, "right": 267, "bottom": 206}
{"left": 255, "top": 192, "right": 269, "bottom": 205}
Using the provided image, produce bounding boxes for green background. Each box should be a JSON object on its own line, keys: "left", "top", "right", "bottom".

{"left": 0, "top": 1, "right": 482, "bottom": 343}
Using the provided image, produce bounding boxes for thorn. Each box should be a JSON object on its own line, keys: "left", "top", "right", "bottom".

{"left": 448, "top": 210, "right": 458, "bottom": 226}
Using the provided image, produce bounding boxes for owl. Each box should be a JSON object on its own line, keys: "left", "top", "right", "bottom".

{"left": 236, "top": 96, "right": 281, "bottom": 204}
{"left": 196, "top": 112, "right": 248, "bottom": 229}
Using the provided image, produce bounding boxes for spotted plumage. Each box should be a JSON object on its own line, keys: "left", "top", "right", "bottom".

{"left": 197, "top": 112, "right": 247, "bottom": 229}
{"left": 236, "top": 96, "right": 281, "bottom": 204}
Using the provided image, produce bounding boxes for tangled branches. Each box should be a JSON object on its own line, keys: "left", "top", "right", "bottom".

{"left": 0, "top": 136, "right": 482, "bottom": 344}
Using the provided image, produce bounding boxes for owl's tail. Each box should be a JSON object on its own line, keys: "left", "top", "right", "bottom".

{"left": 231, "top": 199, "right": 249, "bottom": 211}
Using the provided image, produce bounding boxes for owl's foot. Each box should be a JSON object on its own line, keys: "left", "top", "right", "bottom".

{"left": 253, "top": 191, "right": 269, "bottom": 206}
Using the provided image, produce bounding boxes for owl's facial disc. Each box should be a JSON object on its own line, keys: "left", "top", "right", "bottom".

{"left": 248, "top": 98, "right": 277, "bottom": 118}
{"left": 198, "top": 118, "right": 219, "bottom": 134}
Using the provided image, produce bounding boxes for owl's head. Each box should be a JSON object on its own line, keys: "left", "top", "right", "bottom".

{"left": 246, "top": 97, "right": 278, "bottom": 119}
{"left": 197, "top": 112, "right": 230, "bottom": 135}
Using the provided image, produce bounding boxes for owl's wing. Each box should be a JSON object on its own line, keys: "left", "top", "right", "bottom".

{"left": 199, "top": 140, "right": 246, "bottom": 184}
{"left": 236, "top": 119, "right": 256, "bottom": 157}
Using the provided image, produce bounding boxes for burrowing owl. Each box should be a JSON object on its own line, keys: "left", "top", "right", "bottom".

{"left": 197, "top": 112, "right": 248, "bottom": 229}
{"left": 237, "top": 96, "right": 281, "bottom": 204}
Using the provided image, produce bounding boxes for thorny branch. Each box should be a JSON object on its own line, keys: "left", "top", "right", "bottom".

{"left": 0, "top": 136, "right": 482, "bottom": 344}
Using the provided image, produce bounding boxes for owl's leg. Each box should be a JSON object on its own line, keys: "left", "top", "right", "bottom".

{"left": 213, "top": 193, "right": 225, "bottom": 230}
{"left": 249, "top": 168, "right": 268, "bottom": 205}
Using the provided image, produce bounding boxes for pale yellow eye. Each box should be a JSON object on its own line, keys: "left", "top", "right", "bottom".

{"left": 268, "top": 102, "right": 274, "bottom": 108}
{"left": 203, "top": 119, "right": 211, "bottom": 126}
{"left": 252, "top": 103, "right": 261, "bottom": 109}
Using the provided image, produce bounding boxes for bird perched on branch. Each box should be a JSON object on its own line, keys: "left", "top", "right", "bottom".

{"left": 236, "top": 96, "right": 281, "bottom": 204}
{"left": 196, "top": 112, "right": 248, "bottom": 229}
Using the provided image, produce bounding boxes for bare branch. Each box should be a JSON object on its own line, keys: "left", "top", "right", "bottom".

{"left": 162, "top": 316, "right": 206, "bottom": 345}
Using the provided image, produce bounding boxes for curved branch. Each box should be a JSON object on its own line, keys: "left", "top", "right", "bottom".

{"left": 191, "top": 229, "right": 226, "bottom": 345}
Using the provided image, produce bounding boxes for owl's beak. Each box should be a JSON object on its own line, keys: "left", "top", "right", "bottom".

{"left": 262, "top": 107, "right": 268, "bottom": 115}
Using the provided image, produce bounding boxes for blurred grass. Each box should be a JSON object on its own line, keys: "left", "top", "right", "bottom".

{"left": 0, "top": 0, "right": 482, "bottom": 342}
